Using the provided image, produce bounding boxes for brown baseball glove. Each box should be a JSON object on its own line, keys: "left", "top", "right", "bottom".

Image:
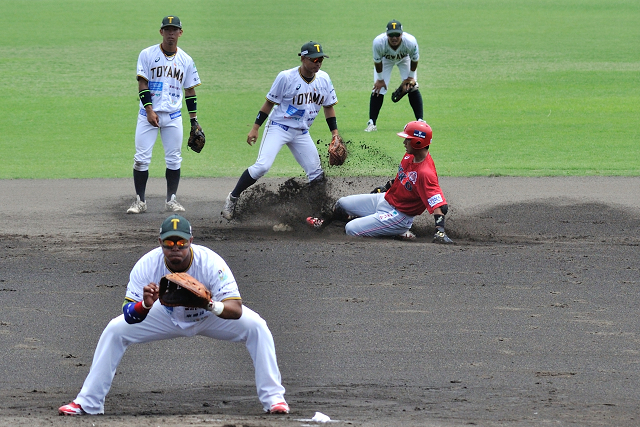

{"left": 328, "top": 134, "right": 347, "bottom": 166}
{"left": 159, "top": 272, "right": 211, "bottom": 309}
{"left": 187, "top": 118, "right": 206, "bottom": 153}
{"left": 391, "top": 78, "right": 417, "bottom": 103}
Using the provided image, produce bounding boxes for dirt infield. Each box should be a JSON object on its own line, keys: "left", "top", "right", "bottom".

{"left": 0, "top": 177, "right": 638, "bottom": 427}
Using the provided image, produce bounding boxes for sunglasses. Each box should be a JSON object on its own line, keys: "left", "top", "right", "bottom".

{"left": 388, "top": 33, "right": 402, "bottom": 38}
{"left": 306, "top": 56, "right": 324, "bottom": 63}
{"left": 162, "top": 238, "right": 190, "bottom": 249}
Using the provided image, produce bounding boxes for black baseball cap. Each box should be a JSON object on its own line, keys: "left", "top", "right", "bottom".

{"left": 386, "top": 20, "right": 403, "bottom": 36}
{"left": 298, "top": 41, "right": 329, "bottom": 59}
{"left": 160, "top": 214, "right": 192, "bottom": 240}
{"left": 161, "top": 16, "right": 182, "bottom": 29}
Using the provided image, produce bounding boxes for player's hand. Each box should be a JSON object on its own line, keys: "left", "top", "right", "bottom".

{"left": 143, "top": 283, "right": 159, "bottom": 308}
{"left": 146, "top": 110, "right": 160, "bottom": 127}
{"left": 402, "top": 77, "right": 416, "bottom": 92}
{"left": 247, "top": 128, "right": 259, "bottom": 146}
{"left": 372, "top": 79, "right": 387, "bottom": 95}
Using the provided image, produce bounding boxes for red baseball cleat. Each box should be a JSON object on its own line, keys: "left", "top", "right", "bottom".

{"left": 269, "top": 401, "right": 290, "bottom": 414}
{"left": 306, "top": 217, "right": 324, "bottom": 229}
{"left": 58, "top": 401, "right": 86, "bottom": 416}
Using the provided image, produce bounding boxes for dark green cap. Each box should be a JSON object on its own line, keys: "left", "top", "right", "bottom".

{"left": 298, "top": 41, "right": 329, "bottom": 59}
{"left": 160, "top": 214, "right": 192, "bottom": 240}
{"left": 386, "top": 20, "right": 403, "bottom": 36}
{"left": 161, "top": 16, "right": 182, "bottom": 29}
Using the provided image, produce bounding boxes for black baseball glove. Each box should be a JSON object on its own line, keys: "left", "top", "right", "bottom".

{"left": 391, "top": 78, "right": 418, "bottom": 103}
{"left": 371, "top": 179, "right": 394, "bottom": 193}
{"left": 187, "top": 118, "right": 206, "bottom": 153}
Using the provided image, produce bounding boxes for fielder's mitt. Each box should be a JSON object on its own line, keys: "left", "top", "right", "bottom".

{"left": 391, "top": 78, "right": 418, "bottom": 103}
{"left": 159, "top": 272, "right": 211, "bottom": 309}
{"left": 328, "top": 134, "right": 347, "bottom": 166}
{"left": 187, "top": 118, "right": 206, "bottom": 153}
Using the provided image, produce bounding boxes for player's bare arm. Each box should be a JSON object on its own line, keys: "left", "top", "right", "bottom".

{"left": 405, "top": 60, "right": 419, "bottom": 85}
{"left": 218, "top": 299, "right": 243, "bottom": 319}
{"left": 372, "top": 62, "right": 387, "bottom": 94}
{"left": 138, "top": 78, "right": 159, "bottom": 127}
{"left": 247, "top": 100, "right": 275, "bottom": 145}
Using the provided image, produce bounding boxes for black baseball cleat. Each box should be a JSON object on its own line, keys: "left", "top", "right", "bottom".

{"left": 433, "top": 230, "right": 454, "bottom": 244}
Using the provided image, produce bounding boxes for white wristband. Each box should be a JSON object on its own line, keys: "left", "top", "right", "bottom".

{"left": 208, "top": 300, "right": 224, "bottom": 316}
{"left": 141, "top": 299, "right": 152, "bottom": 310}
{"left": 408, "top": 70, "right": 416, "bottom": 79}
{"left": 375, "top": 72, "right": 384, "bottom": 81}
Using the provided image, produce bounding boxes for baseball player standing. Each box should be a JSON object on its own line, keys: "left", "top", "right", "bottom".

{"left": 127, "top": 16, "right": 202, "bottom": 214}
{"left": 58, "top": 214, "right": 290, "bottom": 416}
{"left": 221, "top": 41, "right": 339, "bottom": 220}
{"left": 364, "top": 20, "right": 424, "bottom": 132}
{"left": 308, "top": 121, "right": 453, "bottom": 243}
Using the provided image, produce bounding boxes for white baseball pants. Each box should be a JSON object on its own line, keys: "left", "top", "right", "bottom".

{"left": 73, "top": 304, "right": 286, "bottom": 414}
{"left": 336, "top": 193, "right": 413, "bottom": 237}
{"left": 372, "top": 56, "right": 417, "bottom": 96}
{"left": 133, "top": 109, "right": 183, "bottom": 171}
{"left": 247, "top": 120, "right": 323, "bottom": 181}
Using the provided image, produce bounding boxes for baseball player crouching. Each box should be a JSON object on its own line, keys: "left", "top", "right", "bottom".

{"left": 58, "top": 214, "right": 289, "bottom": 416}
{"left": 365, "top": 20, "right": 424, "bottom": 132}
{"left": 221, "top": 41, "right": 340, "bottom": 220}
{"left": 307, "top": 121, "right": 453, "bottom": 243}
{"left": 127, "top": 16, "right": 203, "bottom": 214}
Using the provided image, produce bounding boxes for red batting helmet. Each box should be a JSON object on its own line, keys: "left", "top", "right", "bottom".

{"left": 397, "top": 121, "right": 432, "bottom": 149}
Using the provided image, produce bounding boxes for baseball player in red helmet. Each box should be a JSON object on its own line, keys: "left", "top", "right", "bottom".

{"left": 307, "top": 121, "right": 453, "bottom": 243}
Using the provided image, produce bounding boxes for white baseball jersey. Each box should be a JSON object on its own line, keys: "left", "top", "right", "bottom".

{"left": 372, "top": 32, "right": 420, "bottom": 64}
{"left": 266, "top": 67, "right": 338, "bottom": 130}
{"left": 136, "top": 44, "right": 201, "bottom": 112}
{"left": 74, "top": 242, "right": 286, "bottom": 414}
{"left": 125, "top": 244, "right": 240, "bottom": 328}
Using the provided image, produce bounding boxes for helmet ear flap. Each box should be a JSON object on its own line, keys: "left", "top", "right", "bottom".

{"left": 410, "top": 136, "right": 428, "bottom": 149}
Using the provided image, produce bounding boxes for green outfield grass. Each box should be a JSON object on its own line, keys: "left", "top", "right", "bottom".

{"left": 3, "top": 0, "right": 638, "bottom": 179}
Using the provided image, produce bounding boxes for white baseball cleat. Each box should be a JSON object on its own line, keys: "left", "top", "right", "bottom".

{"left": 398, "top": 230, "right": 416, "bottom": 241}
{"left": 221, "top": 192, "right": 238, "bottom": 220}
{"left": 126, "top": 195, "right": 147, "bottom": 214}
{"left": 165, "top": 194, "right": 185, "bottom": 212}
{"left": 364, "top": 120, "right": 377, "bottom": 132}
{"left": 58, "top": 402, "right": 86, "bottom": 416}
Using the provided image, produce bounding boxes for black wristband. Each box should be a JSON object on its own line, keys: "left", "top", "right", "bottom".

{"left": 255, "top": 111, "right": 269, "bottom": 126}
{"left": 190, "top": 117, "right": 198, "bottom": 126}
{"left": 326, "top": 116, "right": 337, "bottom": 132}
{"left": 138, "top": 89, "right": 152, "bottom": 107}
{"left": 185, "top": 96, "right": 197, "bottom": 114}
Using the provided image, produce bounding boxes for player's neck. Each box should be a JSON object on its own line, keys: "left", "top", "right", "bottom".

{"left": 298, "top": 66, "right": 315, "bottom": 81}
{"left": 160, "top": 43, "right": 177, "bottom": 56}
{"left": 164, "top": 248, "right": 193, "bottom": 273}
{"left": 412, "top": 150, "right": 428, "bottom": 163}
